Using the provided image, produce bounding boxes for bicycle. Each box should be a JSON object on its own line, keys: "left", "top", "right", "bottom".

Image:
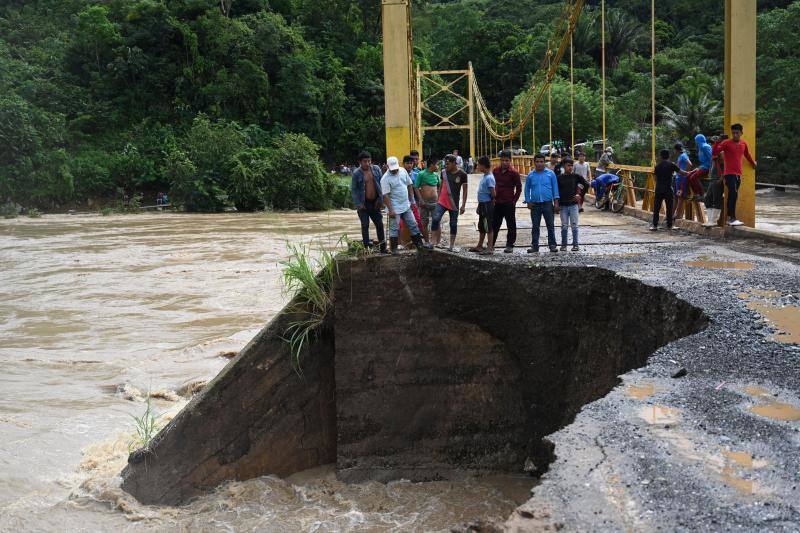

{"left": 594, "top": 181, "right": 627, "bottom": 213}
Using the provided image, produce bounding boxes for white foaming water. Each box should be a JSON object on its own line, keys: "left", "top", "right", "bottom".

{"left": 0, "top": 211, "right": 532, "bottom": 531}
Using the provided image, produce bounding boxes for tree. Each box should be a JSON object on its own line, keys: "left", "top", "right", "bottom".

{"left": 661, "top": 88, "right": 721, "bottom": 145}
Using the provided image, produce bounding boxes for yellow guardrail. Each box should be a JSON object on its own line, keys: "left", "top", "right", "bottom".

{"left": 490, "top": 156, "right": 706, "bottom": 223}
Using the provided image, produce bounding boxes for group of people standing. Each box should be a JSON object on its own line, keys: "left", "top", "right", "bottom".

{"left": 651, "top": 123, "right": 756, "bottom": 230}
{"left": 350, "top": 122, "right": 756, "bottom": 256}
{"left": 350, "top": 148, "right": 592, "bottom": 255}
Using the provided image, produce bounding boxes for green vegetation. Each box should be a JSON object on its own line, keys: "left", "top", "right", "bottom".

{"left": 0, "top": 0, "right": 381, "bottom": 211}
{"left": 128, "top": 396, "right": 161, "bottom": 453}
{"left": 414, "top": 0, "right": 799, "bottom": 182}
{"left": 1, "top": 204, "right": 17, "bottom": 219}
{"left": 1, "top": 0, "right": 798, "bottom": 211}
{"left": 280, "top": 242, "right": 338, "bottom": 372}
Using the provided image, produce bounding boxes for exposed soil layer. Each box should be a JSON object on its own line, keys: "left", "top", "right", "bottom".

{"left": 334, "top": 254, "right": 706, "bottom": 482}
{"left": 121, "top": 253, "right": 705, "bottom": 505}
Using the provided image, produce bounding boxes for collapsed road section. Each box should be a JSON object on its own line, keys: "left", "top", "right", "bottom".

{"left": 121, "top": 253, "right": 705, "bottom": 506}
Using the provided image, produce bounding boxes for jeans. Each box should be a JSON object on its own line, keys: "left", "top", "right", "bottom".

{"left": 431, "top": 203, "right": 459, "bottom": 235}
{"left": 724, "top": 174, "right": 740, "bottom": 219}
{"left": 652, "top": 189, "right": 674, "bottom": 227}
{"left": 492, "top": 202, "right": 517, "bottom": 247}
{"left": 530, "top": 202, "right": 556, "bottom": 249}
{"left": 559, "top": 204, "right": 579, "bottom": 246}
{"left": 389, "top": 208, "right": 421, "bottom": 238}
{"left": 418, "top": 199, "right": 438, "bottom": 234}
{"left": 357, "top": 199, "right": 385, "bottom": 247}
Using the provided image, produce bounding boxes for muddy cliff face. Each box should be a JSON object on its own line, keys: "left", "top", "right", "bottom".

{"left": 121, "top": 253, "right": 707, "bottom": 505}
{"left": 334, "top": 254, "right": 708, "bottom": 483}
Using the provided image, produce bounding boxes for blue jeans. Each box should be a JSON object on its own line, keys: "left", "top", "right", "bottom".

{"left": 389, "top": 208, "right": 421, "bottom": 238}
{"left": 530, "top": 202, "right": 556, "bottom": 249}
{"left": 431, "top": 203, "right": 459, "bottom": 235}
{"left": 559, "top": 204, "right": 579, "bottom": 246}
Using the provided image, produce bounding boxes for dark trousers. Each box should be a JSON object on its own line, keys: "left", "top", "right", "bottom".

{"left": 530, "top": 202, "right": 556, "bottom": 249}
{"left": 652, "top": 189, "right": 674, "bottom": 228}
{"left": 724, "top": 174, "right": 740, "bottom": 220}
{"left": 357, "top": 200, "right": 385, "bottom": 247}
{"left": 491, "top": 202, "right": 517, "bottom": 247}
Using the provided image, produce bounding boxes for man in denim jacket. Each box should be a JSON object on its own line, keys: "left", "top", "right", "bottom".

{"left": 351, "top": 151, "right": 387, "bottom": 253}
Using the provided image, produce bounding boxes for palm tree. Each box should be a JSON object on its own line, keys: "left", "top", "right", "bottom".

{"left": 604, "top": 9, "right": 645, "bottom": 68}
{"left": 572, "top": 8, "right": 644, "bottom": 69}
{"left": 661, "top": 88, "right": 721, "bottom": 144}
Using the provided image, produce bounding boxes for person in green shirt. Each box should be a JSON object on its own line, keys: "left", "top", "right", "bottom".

{"left": 414, "top": 157, "right": 441, "bottom": 244}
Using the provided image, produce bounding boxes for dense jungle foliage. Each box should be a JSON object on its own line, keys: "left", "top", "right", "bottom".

{"left": 1, "top": 0, "right": 798, "bottom": 211}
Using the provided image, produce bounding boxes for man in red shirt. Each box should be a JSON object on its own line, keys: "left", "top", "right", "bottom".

{"left": 713, "top": 123, "right": 756, "bottom": 226}
{"left": 490, "top": 150, "right": 522, "bottom": 253}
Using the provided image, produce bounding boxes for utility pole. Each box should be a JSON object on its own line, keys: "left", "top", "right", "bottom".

{"left": 381, "top": 0, "right": 415, "bottom": 160}
{"left": 724, "top": 0, "right": 757, "bottom": 227}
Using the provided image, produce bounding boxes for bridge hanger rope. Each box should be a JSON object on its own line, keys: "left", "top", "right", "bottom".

{"left": 473, "top": 0, "right": 657, "bottom": 166}
{"left": 472, "top": 0, "right": 586, "bottom": 144}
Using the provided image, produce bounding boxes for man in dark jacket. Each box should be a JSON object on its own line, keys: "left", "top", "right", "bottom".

{"left": 555, "top": 158, "right": 589, "bottom": 251}
{"left": 490, "top": 151, "right": 522, "bottom": 253}
{"left": 351, "top": 151, "right": 387, "bottom": 253}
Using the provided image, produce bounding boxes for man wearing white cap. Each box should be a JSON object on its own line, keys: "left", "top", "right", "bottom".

{"left": 381, "top": 156, "right": 427, "bottom": 254}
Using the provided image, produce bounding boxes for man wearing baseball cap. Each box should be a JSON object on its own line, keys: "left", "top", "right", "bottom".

{"left": 381, "top": 156, "right": 427, "bottom": 254}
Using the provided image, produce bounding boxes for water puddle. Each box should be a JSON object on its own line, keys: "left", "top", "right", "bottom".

{"left": 684, "top": 260, "right": 754, "bottom": 270}
{"left": 722, "top": 466, "right": 754, "bottom": 494}
{"left": 639, "top": 405, "right": 680, "bottom": 425}
{"left": 719, "top": 450, "right": 770, "bottom": 496}
{"left": 627, "top": 383, "right": 657, "bottom": 400}
{"left": 746, "top": 301, "right": 800, "bottom": 345}
{"left": 744, "top": 385, "right": 800, "bottom": 422}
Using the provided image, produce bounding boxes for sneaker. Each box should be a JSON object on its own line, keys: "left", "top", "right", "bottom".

{"left": 728, "top": 219, "right": 744, "bottom": 226}
{"left": 503, "top": 246, "right": 514, "bottom": 254}
{"left": 649, "top": 225, "right": 658, "bottom": 231}
{"left": 549, "top": 246, "right": 558, "bottom": 253}
{"left": 527, "top": 247, "right": 539, "bottom": 254}
{"left": 670, "top": 226, "right": 679, "bottom": 231}
{"left": 572, "top": 245, "right": 579, "bottom": 252}
{"left": 560, "top": 245, "right": 567, "bottom": 252}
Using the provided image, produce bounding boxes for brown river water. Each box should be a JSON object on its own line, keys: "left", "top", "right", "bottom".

{"left": 0, "top": 210, "right": 532, "bottom": 532}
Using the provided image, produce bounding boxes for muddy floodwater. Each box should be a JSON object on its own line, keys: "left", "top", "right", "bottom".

{"left": 0, "top": 211, "right": 534, "bottom": 532}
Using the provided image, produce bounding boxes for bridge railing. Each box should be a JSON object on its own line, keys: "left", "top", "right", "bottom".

{"left": 490, "top": 156, "right": 706, "bottom": 223}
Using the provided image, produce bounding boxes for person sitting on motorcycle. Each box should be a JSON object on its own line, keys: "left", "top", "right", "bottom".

{"left": 591, "top": 172, "right": 620, "bottom": 204}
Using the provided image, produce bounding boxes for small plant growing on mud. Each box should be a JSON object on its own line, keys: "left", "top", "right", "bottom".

{"left": 281, "top": 242, "right": 338, "bottom": 372}
{"left": 26, "top": 208, "right": 42, "bottom": 218}
{"left": 128, "top": 396, "right": 161, "bottom": 453}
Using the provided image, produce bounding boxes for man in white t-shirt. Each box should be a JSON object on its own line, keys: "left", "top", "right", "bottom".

{"left": 453, "top": 149, "right": 464, "bottom": 170}
{"left": 381, "top": 156, "right": 427, "bottom": 254}
{"left": 573, "top": 152, "right": 591, "bottom": 212}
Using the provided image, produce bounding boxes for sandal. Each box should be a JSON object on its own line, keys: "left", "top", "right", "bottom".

{"left": 468, "top": 246, "right": 484, "bottom": 253}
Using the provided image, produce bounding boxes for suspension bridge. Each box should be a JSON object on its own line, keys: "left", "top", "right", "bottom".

{"left": 380, "top": 0, "right": 757, "bottom": 227}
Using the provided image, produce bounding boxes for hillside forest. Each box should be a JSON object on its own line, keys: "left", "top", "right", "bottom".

{"left": 1, "top": 0, "right": 797, "bottom": 212}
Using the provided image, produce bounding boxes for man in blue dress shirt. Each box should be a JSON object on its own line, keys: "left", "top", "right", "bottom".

{"left": 524, "top": 154, "right": 560, "bottom": 253}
